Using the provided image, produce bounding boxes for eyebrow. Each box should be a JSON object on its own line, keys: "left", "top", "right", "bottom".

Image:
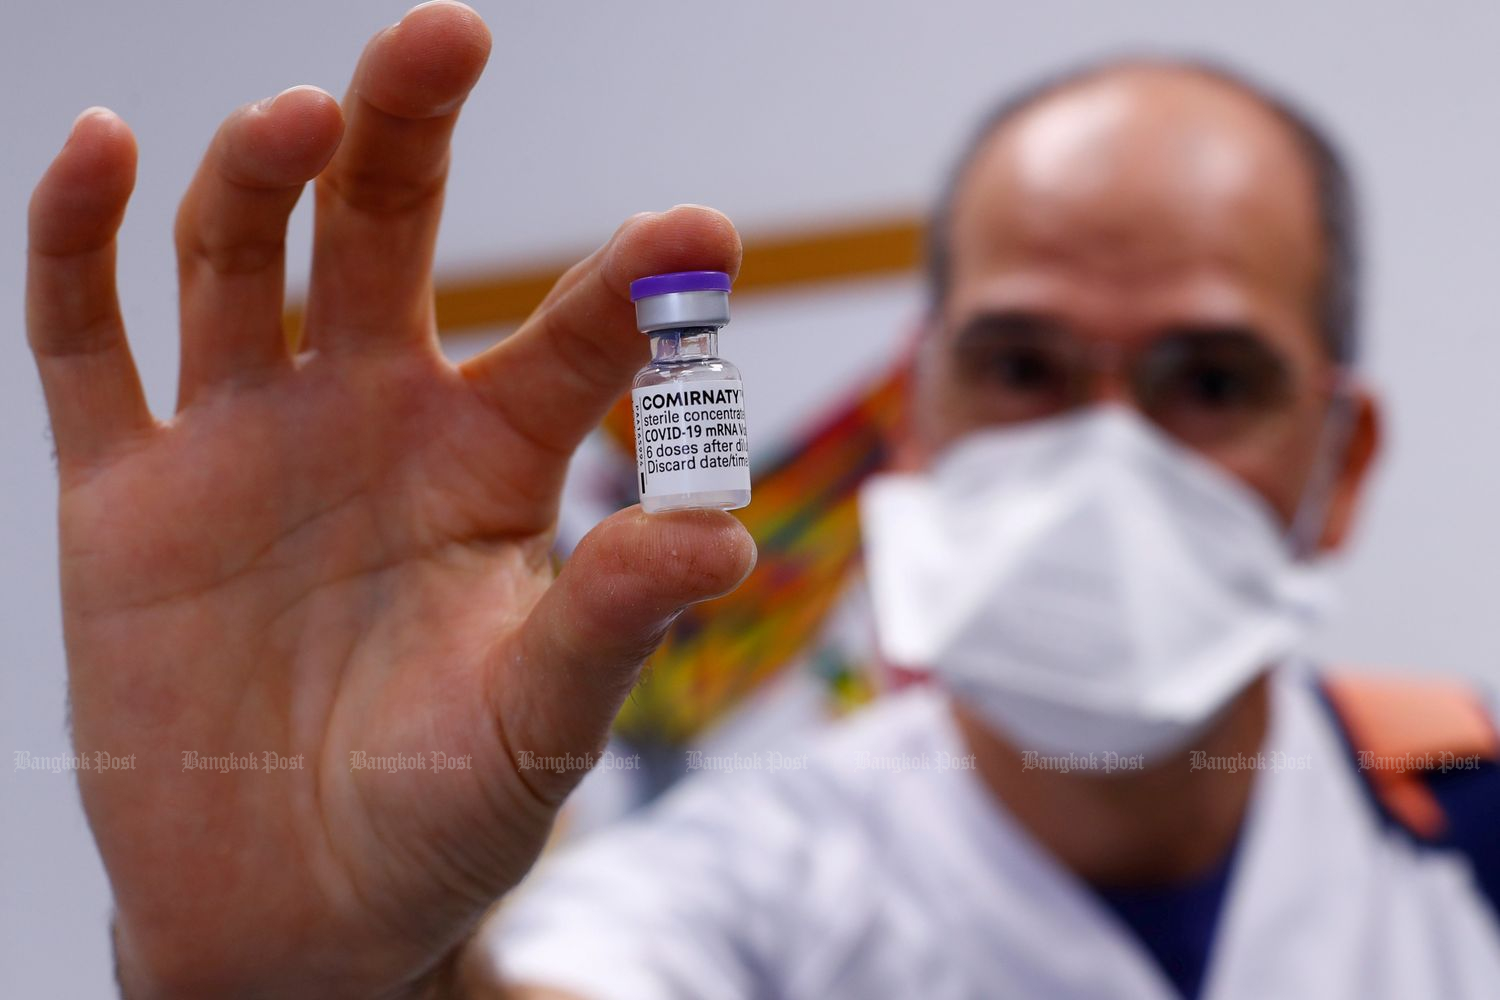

{"left": 950, "top": 310, "right": 1068, "bottom": 348}
{"left": 1152, "top": 322, "right": 1276, "bottom": 345}
{"left": 950, "top": 311, "right": 1278, "bottom": 349}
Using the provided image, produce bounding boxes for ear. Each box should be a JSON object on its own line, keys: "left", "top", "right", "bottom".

{"left": 1318, "top": 386, "right": 1381, "bottom": 552}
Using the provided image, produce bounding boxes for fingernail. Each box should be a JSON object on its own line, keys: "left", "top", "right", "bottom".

{"left": 612, "top": 212, "right": 659, "bottom": 241}
{"left": 400, "top": 0, "right": 471, "bottom": 24}
{"left": 255, "top": 84, "right": 330, "bottom": 113}
{"left": 66, "top": 107, "right": 112, "bottom": 146}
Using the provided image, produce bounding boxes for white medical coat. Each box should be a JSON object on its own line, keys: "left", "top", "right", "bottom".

{"left": 490, "top": 666, "right": 1500, "bottom": 999}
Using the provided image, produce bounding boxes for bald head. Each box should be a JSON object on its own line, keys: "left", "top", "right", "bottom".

{"left": 927, "top": 60, "right": 1358, "bottom": 364}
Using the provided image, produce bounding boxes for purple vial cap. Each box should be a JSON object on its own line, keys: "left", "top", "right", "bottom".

{"left": 629, "top": 270, "right": 733, "bottom": 302}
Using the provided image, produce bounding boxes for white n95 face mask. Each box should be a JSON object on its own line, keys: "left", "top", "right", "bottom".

{"left": 858, "top": 406, "right": 1336, "bottom": 762}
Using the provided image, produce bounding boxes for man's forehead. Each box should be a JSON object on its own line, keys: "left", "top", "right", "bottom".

{"left": 947, "top": 67, "right": 1325, "bottom": 303}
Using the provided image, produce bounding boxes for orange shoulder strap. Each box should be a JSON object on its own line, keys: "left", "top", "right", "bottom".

{"left": 1321, "top": 671, "right": 1500, "bottom": 839}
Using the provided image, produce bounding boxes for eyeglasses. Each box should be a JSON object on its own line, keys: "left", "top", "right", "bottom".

{"left": 943, "top": 314, "right": 1331, "bottom": 448}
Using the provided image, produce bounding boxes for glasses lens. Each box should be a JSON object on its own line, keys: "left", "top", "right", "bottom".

{"left": 950, "top": 318, "right": 1084, "bottom": 424}
{"left": 1133, "top": 331, "right": 1295, "bottom": 445}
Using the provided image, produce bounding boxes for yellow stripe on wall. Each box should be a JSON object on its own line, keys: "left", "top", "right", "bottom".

{"left": 285, "top": 213, "right": 924, "bottom": 339}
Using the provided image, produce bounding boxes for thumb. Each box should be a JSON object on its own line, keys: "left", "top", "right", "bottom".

{"left": 492, "top": 506, "right": 756, "bottom": 804}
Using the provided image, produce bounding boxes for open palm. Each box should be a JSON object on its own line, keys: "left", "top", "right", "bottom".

{"left": 26, "top": 5, "right": 753, "bottom": 997}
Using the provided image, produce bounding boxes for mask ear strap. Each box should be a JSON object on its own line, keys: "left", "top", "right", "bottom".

{"left": 1287, "top": 369, "right": 1359, "bottom": 558}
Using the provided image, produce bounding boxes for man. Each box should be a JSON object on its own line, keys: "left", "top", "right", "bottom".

{"left": 481, "top": 55, "right": 1500, "bottom": 1000}
{"left": 24, "top": 5, "right": 1497, "bottom": 1000}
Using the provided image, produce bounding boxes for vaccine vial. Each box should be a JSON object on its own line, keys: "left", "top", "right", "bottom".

{"left": 629, "top": 270, "right": 751, "bottom": 513}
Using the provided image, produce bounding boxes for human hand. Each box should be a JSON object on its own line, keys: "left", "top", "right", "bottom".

{"left": 26, "top": 4, "right": 753, "bottom": 996}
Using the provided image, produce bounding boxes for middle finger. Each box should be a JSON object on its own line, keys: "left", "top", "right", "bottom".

{"left": 303, "top": 1, "right": 491, "bottom": 355}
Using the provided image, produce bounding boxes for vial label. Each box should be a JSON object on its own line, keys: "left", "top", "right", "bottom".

{"left": 631, "top": 379, "right": 750, "bottom": 499}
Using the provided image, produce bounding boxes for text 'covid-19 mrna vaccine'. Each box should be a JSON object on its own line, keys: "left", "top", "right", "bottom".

{"left": 629, "top": 270, "right": 751, "bottom": 514}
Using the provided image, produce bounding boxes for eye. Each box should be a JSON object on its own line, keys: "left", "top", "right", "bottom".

{"left": 950, "top": 314, "right": 1076, "bottom": 397}
{"left": 1173, "top": 358, "right": 1259, "bottom": 409}
{"left": 988, "top": 344, "right": 1067, "bottom": 392}
{"left": 1136, "top": 331, "right": 1295, "bottom": 440}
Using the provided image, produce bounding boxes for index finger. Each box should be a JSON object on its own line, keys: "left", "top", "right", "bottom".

{"left": 459, "top": 205, "right": 741, "bottom": 480}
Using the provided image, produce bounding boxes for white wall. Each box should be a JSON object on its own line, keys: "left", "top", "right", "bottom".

{"left": 5, "top": 1, "right": 1499, "bottom": 993}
